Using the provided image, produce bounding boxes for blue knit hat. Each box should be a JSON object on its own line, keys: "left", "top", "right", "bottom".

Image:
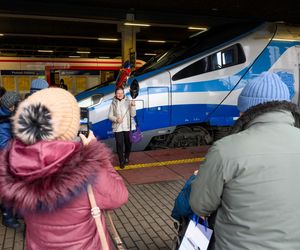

{"left": 30, "top": 79, "right": 48, "bottom": 94}
{"left": 0, "top": 91, "right": 21, "bottom": 109}
{"left": 237, "top": 72, "right": 291, "bottom": 112}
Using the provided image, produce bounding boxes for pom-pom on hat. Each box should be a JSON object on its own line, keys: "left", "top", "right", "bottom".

{"left": 30, "top": 79, "right": 49, "bottom": 94}
{"left": 237, "top": 72, "right": 291, "bottom": 112}
{"left": 13, "top": 88, "right": 80, "bottom": 145}
{"left": 0, "top": 91, "right": 21, "bottom": 110}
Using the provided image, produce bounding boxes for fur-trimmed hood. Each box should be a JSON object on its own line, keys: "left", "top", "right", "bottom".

{"left": 231, "top": 101, "right": 300, "bottom": 134}
{"left": 0, "top": 139, "right": 112, "bottom": 213}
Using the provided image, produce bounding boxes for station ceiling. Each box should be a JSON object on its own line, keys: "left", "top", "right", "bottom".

{"left": 0, "top": 0, "right": 299, "bottom": 61}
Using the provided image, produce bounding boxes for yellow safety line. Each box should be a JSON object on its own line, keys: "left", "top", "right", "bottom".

{"left": 114, "top": 157, "right": 205, "bottom": 171}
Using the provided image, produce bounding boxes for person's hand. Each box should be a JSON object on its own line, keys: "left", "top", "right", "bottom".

{"left": 194, "top": 170, "right": 199, "bottom": 175}
{"left": 131, "top": 100, "right": 136, "bottom": 106}
{"left": 116, "top": 117, "right": 123, "bottom": 123}
{"left": 79, "top": 130, "right": 96, "bottom": 146}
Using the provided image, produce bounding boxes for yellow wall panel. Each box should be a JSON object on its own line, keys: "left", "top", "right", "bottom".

{"left": 18, "top": 76, "right": 31, "bottom": 92}
{"left": 76, "top": 77, "right": 87, "bottom": 92}
{"left": 3, "top": 76, "right": 15, "bottom": 91}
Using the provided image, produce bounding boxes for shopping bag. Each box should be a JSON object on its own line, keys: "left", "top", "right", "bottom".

{"left": 179, "top": 219, "right": 213, "bottom": 250}
{"left": 129, "top": 126, "right": 143, "bottom": 143}
{"left": 129, "top": 115, "right": 143, "bottom": 144}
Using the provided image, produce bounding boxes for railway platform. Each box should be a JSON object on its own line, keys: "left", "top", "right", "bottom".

{"left": 0, "top": 146, "right": 209, "bottom": 250}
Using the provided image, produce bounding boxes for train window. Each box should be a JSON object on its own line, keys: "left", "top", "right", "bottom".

{"left": 135, "top": 22, "right": 261, "bottom": 76}
{"left": 78, "top": 94, "right": 103, "bottom": 108}
{"left": 172, "top": 44, "right": 246, "bottom": 81}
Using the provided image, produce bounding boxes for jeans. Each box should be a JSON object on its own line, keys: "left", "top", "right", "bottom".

{"left": 115, "top": 131, "right": 131, "bottom": 164}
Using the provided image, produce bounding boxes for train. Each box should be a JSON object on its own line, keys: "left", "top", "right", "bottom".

{"left": 0, "top": 57, "right": 145, "bottom": 97}
{"left": 76, "top": 22, "right": 300, "bottom": 151}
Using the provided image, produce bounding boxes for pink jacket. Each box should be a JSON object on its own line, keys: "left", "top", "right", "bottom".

{"left": 0, "top": 139, "right": 128, "bottom": 250}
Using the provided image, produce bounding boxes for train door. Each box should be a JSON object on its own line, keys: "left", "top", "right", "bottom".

{"left": 143, "top": 72, "right": 171, "bottom": 130}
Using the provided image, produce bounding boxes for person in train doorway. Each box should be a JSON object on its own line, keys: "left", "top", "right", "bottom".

{"left": 189, "top": 71, "right": 300, "bottom": 250}
{"left": 0, "top": 86, "right": 6, "bottom": 101}
{"left": 0, "top": 88, "right": 128, "bottom": 249}
{"left": 108, "top": 87, "right": 136, "bottom": 169}
{"left": 59, "top": 79, "right": 68, "bottom": 90}
{"left": 0, "top": 91, "right": 21, "bottom": 229}
{"left": 25, "top": 78, "right": 49, "bottom": 98}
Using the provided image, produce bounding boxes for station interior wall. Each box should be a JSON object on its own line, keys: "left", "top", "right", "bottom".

{"left": 0, "top": 70, "right": 116, "bottom": 98}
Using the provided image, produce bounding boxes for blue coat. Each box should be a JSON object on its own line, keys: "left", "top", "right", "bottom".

{"left": 171, "top": 174, "right": 195, "bottom": 221}
{"left": 0, "top": 106, "right": 12, "bottom": 149}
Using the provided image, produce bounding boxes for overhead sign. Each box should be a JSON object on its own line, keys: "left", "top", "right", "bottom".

{"left": 1, "top": 70, "right": 45, "bottom": 76}
{"left": 59, "top": 70, "right": 101, "bottom": 76}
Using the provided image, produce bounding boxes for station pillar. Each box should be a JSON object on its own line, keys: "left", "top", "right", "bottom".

{"left": 118, "top": 14, "right": 140, "bottom": 66}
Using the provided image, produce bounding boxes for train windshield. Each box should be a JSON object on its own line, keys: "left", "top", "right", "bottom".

{"left": 78, "top": 94, "right": 104, "bottom": 108}
{"left": 134, "top": 22, "right": 262, "bottom": 76}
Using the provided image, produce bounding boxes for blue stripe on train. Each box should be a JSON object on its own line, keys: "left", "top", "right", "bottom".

{"left": 91, "top": 104, "right": 239, "bottom": 140}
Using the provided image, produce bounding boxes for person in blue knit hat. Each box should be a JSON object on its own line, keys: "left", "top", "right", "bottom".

{"left": 30, "top": 78, "right": 49, "bottom": 94}
{"left": 237, "top": 71, "right": 291, "bottom": 112}
{"left": 25, "top": 79, "right": 49, "bottom": 98}
{"left": 189, "top": 71, "right": 300, "bottom": 250}
{"left": 0, "top": 91, "right": 21, "bottom": 229}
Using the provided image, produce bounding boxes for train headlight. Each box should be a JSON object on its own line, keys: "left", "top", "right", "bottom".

{"left": 78, "top": 94, "right": 103, "bottom": 108}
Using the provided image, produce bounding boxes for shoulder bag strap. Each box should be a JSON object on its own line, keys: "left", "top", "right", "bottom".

{"left": 134, "top": 115, "right": 138, "bottom": 126}
{"left": 106, "top": 211, "right": 125, "bottom": 250}
{"left": 87, "top": 184, "right": 110, "bottom": 250}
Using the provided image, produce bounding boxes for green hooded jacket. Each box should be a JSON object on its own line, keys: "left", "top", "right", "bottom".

{"left": 190, "top": 102, "right": 300, "bottom": 250}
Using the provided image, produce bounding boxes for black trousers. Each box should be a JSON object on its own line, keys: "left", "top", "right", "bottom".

{"left": 115, "top": 131, "right": 131, "bottom": 164}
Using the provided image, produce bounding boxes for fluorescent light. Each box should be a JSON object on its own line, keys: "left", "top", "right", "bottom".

{"left": 69, "top": 55, "right": 80, "bottom": 58}
{"left": 144, "top": 53, "right": 157, "bottom": 56}
{"left": 0, "top": 34, "right": 4, "bottom": 36}
{"left": 76, "top": 51, "right": 91, "bottom": 54}
{"left": 38, "top": 49, "right": 53, "bottom": 53}
{"left": 273, "top": 38, "right": 300, "bottom": 42}
{"left": 98, "top": 37, "right": 119, "bottom": 41}
{"left": 188, "top": 26, "right": 208, "bottom": 31}
{"left": 99, "top": 56, "right": 110, "bottom": 58}
{"left": 147, "top": 40, "right": 166, "bottom": 43}
{"left": 124, "top": 22, "right": 150, "bottom": 27}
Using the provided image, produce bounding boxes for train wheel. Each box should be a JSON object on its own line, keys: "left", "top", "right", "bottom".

{"left": 167, "top": 126, "right": 212, "bottom": 148}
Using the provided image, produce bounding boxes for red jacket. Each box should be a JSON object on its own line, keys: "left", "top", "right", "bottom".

{"left": 0, "top": 139, "right": 128, "bottom": 249}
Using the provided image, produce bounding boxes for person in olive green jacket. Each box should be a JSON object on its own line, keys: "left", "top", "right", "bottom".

{"left": 190, "top": 72, "right": 300, "bottom": 250}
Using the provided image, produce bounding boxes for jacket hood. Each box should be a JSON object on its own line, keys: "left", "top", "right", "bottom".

{"left": 231, "top": 101, "right": 300, "bottom": 134}
{"left": 0, "top": 139, "right": 112, "bottom": 213}
{"left": 9, "top": 139, "right": 82, "bottom": 181}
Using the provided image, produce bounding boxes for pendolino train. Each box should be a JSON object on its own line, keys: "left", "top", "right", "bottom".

{"left": 77, "top": 22, "right": 300, "bottom": 151}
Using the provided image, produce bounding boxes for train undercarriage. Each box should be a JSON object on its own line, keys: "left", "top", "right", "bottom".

{"left": 146, "top": 124, "right": 232, "bottom": 150}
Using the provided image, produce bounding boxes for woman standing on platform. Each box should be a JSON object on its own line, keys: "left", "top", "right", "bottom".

{"left": 108, "top": 87, "right": 136, "bottom": 169}
{"left": 0, "top": 88, "right": 128, "bottom": 250}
